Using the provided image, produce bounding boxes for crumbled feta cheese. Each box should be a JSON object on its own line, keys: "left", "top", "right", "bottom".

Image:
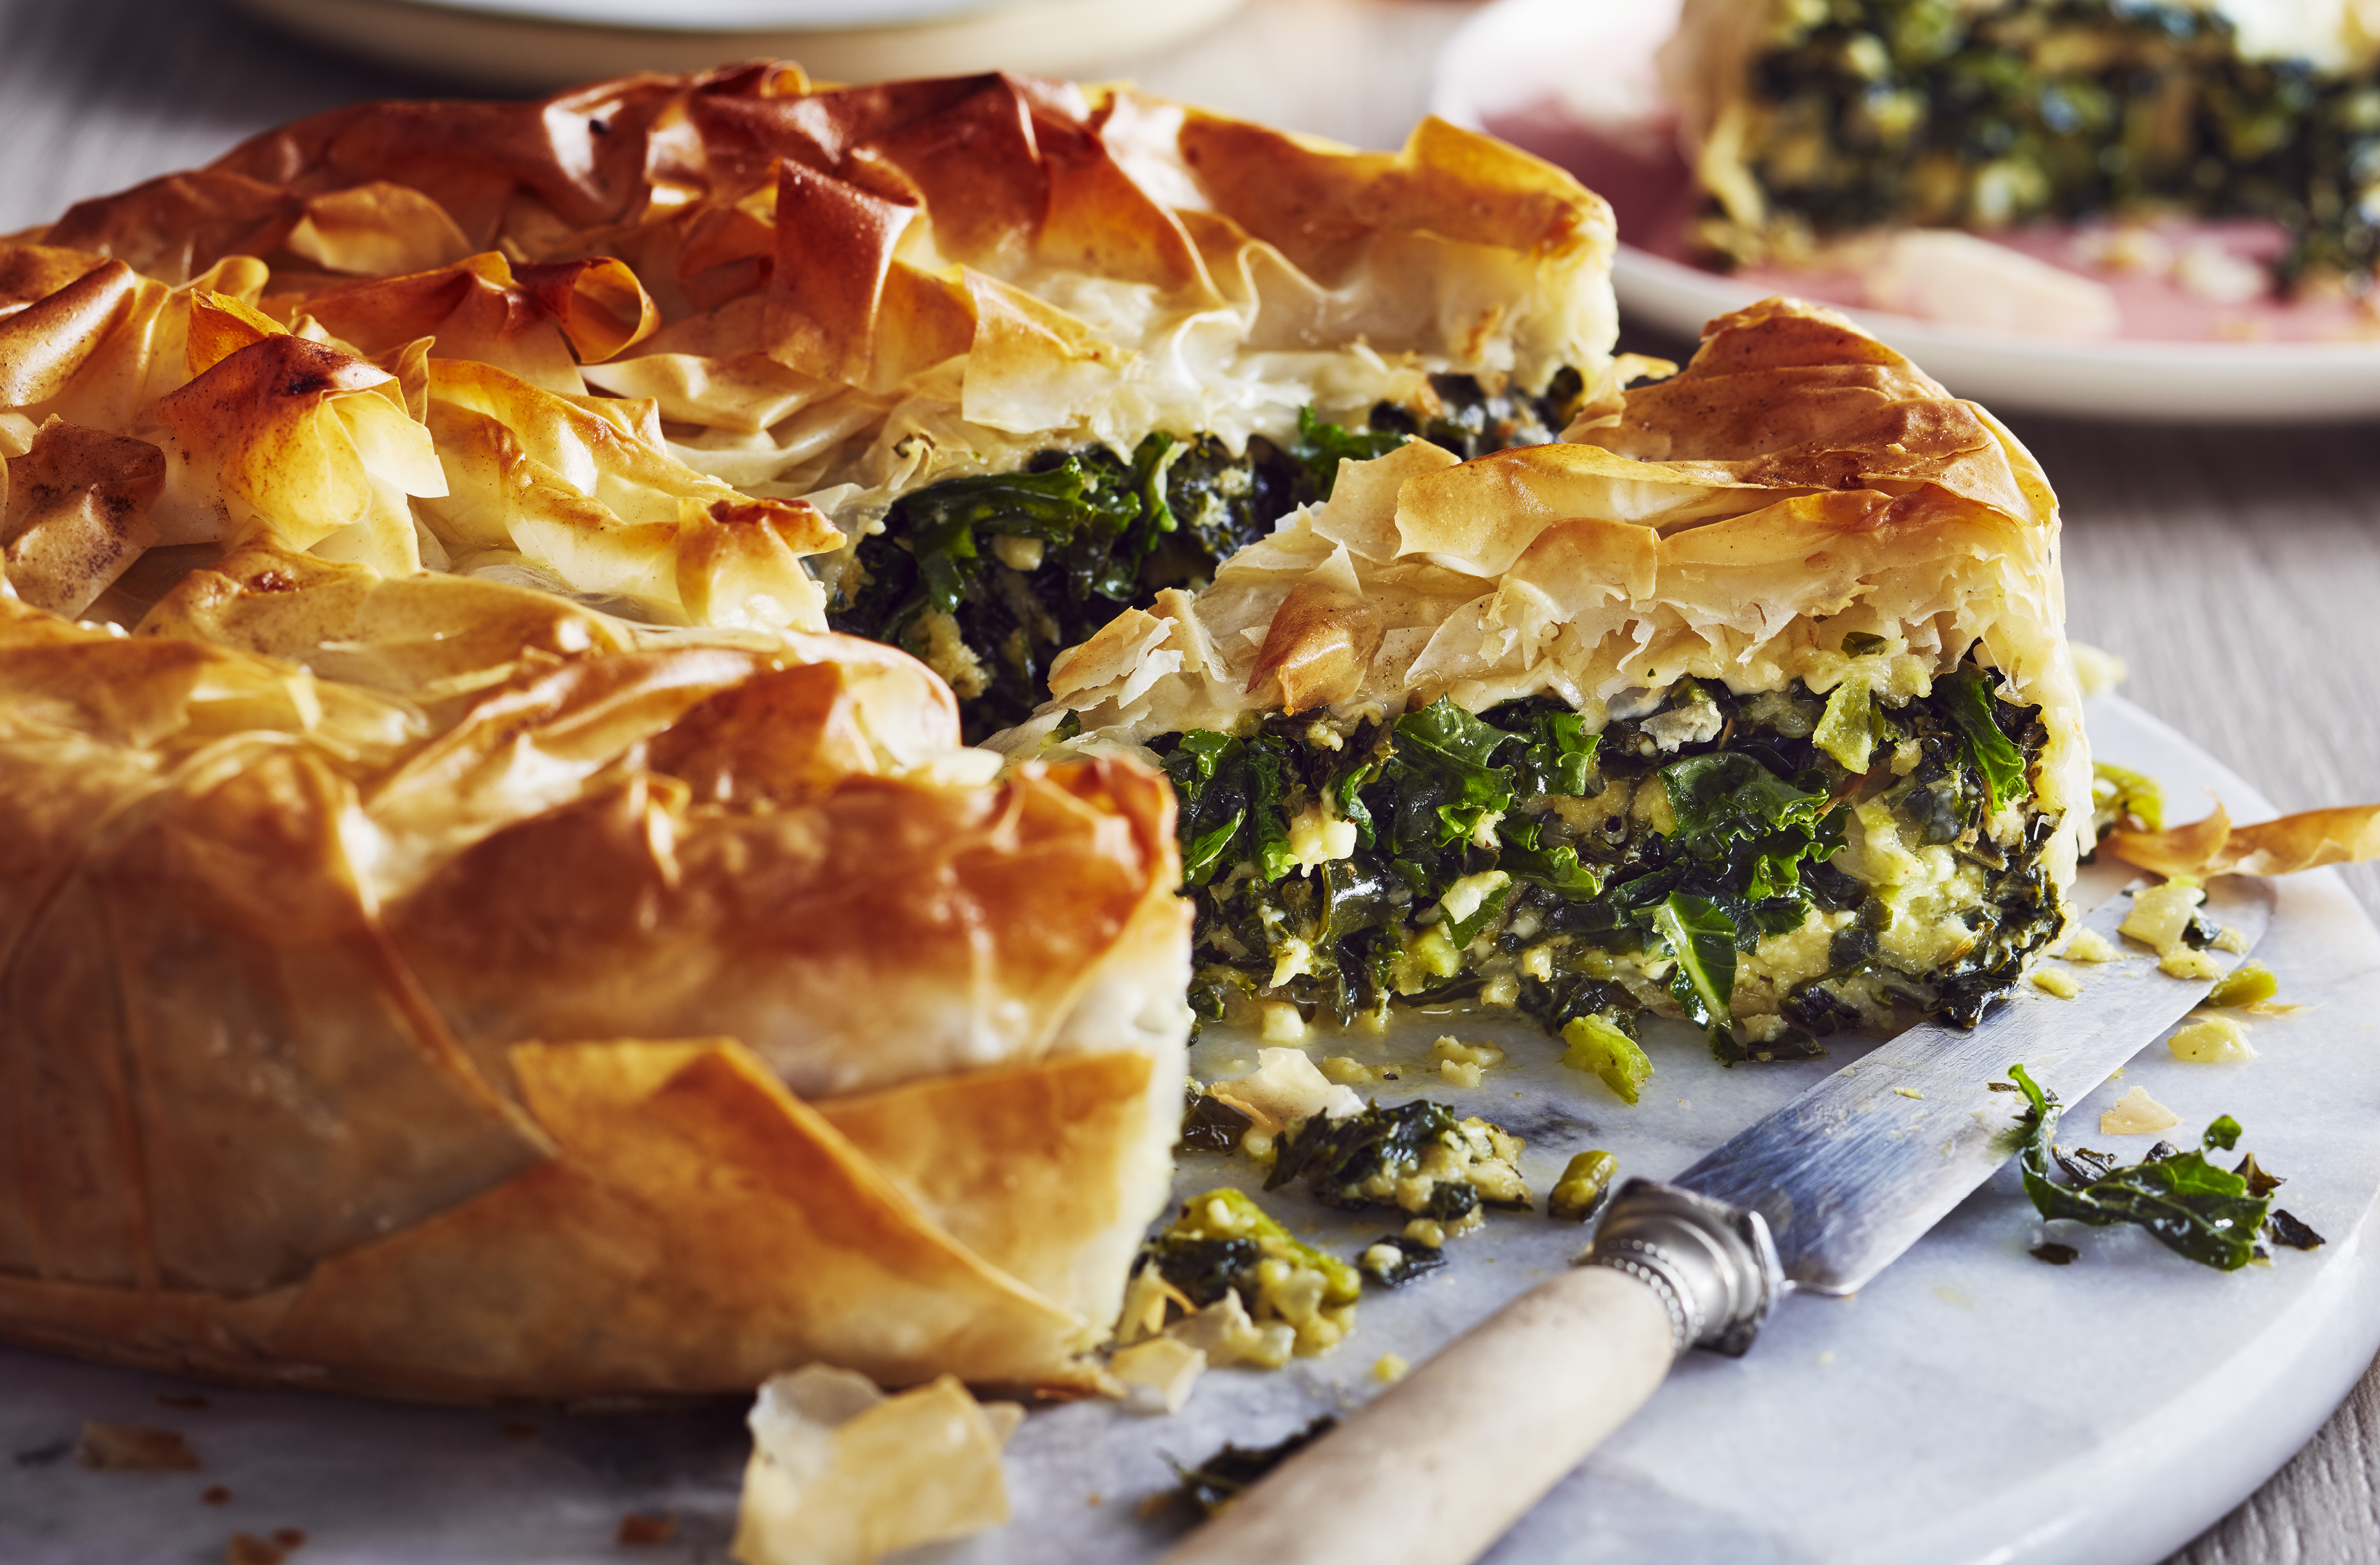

{"left": 988, "top": 534, "right": 1044, "bottom": 572}
{"left": 1286, "top": 805, "right": 1358, "bottom": 873}
{"left": 1372, "top": 1354, "right": 1408, "bottom": 1384}
{"left": 2057, "top": 928, "right": 2121, "bottom": 963}
{"left": 1403, "top": 1218, "right": 1446, "bottom": 1247}
{"left": 1431, "top": 1038, "right": 1506, "bottom": 1070}
{"left": 2159, "top": 949, "right": 2222, "bottom": 981}
{"left": 1402, "top": 926, "right": 1462, "bottom": 985}
{"left": 1518, "top": 943, "right": 1555, "bottom": 981}
{"left": 2100, "top": 1085, "right": 2182, "bottom": 1136}
{"left": 1433, "top": 871, "right": 1510, "bottom": 933}
{"left": 1258, "top": 1000, "right": 1307, "bottom": 1043}
{"left": 1440, "top": 1060, "right": 1483, "bottom": 1088}
{"left": 914, "top": 609, "right": 990, "bottom": 700}
{"left": 1111, "top": 1337, "right": 1206, "bottom": 1416}
{"left": 2214, "top": 925, "right": 2251, "bottom": 955}
{"left": 2169, "top": 1015, "right": 2256, "bottom": 1063}
{"left": 1268, "top": 941, "right": 1315, "bottom": 991}
{"left": 2033, "top": 969, "right": 2082, "bottom": 999}
{"left": 2121, "top": 880, "right": 2206, "bottom": 958}
{"left": 1643, "top": 699, "right": 1723, "bottom": 751}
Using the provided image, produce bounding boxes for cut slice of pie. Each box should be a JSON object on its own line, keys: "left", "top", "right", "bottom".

{"left": 1004, "top": 298, "right": 2089, "bottom": 1065}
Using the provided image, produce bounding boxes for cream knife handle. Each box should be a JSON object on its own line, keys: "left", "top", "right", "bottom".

{"left": 1157, "top": 1181, "right": 1782, "bottom": 1565}
{"left": 1157, "top": 1265, "right": 1677, "bottom": 1565}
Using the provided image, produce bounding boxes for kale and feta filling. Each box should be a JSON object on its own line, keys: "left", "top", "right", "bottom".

{"left": 1159, "top": 650, "right": 2066, "bottom": 1060}
{"left": 1135, "top": 1188, "right": 1363, "bottom": 1359}
{"left": 1266, "top": 1099, "right": 1531, "bottom": 1239}
{"left": 825, "top": 374, "right": 1585, "bottom": 741}
{"left": 1706, "top": 0, "right": 2380, "bottom": 291}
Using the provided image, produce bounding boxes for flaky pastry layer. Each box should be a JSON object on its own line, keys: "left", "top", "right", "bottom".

{"left": 0, "top": 551, "right": 1187, "bottom": 1398}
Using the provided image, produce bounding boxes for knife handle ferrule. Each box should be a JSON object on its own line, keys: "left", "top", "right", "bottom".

{"left": 1583, "top": 1180, "right": 1784, "bottom": 1358}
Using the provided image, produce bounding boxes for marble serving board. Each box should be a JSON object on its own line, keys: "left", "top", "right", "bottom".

{"left": 6, "top": 692, "right": 2378, "bottom": 1565}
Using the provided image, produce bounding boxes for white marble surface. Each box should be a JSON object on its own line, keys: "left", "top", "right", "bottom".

{"left": 7, "top": 697, "right": 2376, "bottom": 1565}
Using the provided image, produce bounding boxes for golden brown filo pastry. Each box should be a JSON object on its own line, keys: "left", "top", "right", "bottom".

{"left": 0, "top": 544, "right": 1188, "bottom": 1401}
{"left": 17, "top": 63, "right": 1622, "bottom": 736}
{"left": 1004, "top": 299, "right": 2087, "bottom": 1068}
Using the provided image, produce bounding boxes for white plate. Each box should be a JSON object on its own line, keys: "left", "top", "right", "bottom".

{"left": 229, "top": 0, "right": 1247, "bottom": 92}
{"left": 1432, "top": 0, "right": 2380, "bottom": 423}
{"left": 6, "top": 692, "right": 2378, "bottom": 1565}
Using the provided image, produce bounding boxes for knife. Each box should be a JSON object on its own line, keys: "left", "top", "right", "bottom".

{"left": 1157, "top": 874, "right": 2276, "bottom": 1565}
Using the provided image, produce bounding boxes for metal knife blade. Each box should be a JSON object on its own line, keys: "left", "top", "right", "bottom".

{"left": 1670, "top": 874, "right": 2276, "bottom": 1295}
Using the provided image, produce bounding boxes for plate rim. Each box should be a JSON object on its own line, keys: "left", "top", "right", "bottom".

{"left": 1431, "top": 0, "right": 2380, "bottom": 418}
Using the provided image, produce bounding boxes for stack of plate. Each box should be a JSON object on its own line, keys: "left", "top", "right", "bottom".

{"left": 230, "top": 0, "right": 1247, "bottom": 88}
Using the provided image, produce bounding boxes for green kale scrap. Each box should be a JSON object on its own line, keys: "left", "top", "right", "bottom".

{"left": 1168, "top": 1416, "right": 1339, "bottom": 1518}
{"left": 2005, "top": 1065, "right": 2321, "bottom": 1271}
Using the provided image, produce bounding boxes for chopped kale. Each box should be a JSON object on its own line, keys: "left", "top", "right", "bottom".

{"left": 1354, "top": 1233, "right": 1449, "bottom": 1288}
{"left": 2007, "top": 1065, "right": 2279, "bottom": 1271}
{"left": 1287, "top": 404, "right": 1408, "bottom": 495}
{"left": 1143, "top": 1234, "right": 1264, "bottom": 1308}
{"left": 2267, "top": 1209, "right": 2326, "bottom": 1251}
{"left": 1652, "top": 892, "right": 1740, "bottom": 1049}
{"left": 1938, "top": 666, "right": 2031, "bottom": 815}
{"left": 1168, "top": 1416, "right": 1339, "bottom": 1518}
{"left": 1180, "top": 1084, "right": 1253, "bottom": 1153}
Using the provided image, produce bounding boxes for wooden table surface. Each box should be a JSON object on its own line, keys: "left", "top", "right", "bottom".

{"left": 3, "top": 1, "right": 2377, "bottom": 1559}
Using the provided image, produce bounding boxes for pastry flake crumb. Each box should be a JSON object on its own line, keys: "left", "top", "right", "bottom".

{"left": 76, "top": 1421, "right": 199, "bottom": 1472}
{"left": 2159, "top": 949, "right": 2222, "bottom": 981}
{"left": 1111, "top": 1337, "right": 1207, "bottom": 1416}
{"left": 2099, "top": 1085, "right": 2182, "bottom": 1136}
{"left": 733, "top": 1366, "right": 1014, "bottom": 1565}
{"left": 2033, "top": 969, "right": 2082, "bottom": 999}
{"left": 1372, "top": 1354, "right": 1408, "bottom": 1384}
{"left": 617, "top": 1514, "right": 676, "bottom": 1547}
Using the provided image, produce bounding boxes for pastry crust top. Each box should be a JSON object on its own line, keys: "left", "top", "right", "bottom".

{"left": 13, "top": 63, "right": 1618, "bottom": 617}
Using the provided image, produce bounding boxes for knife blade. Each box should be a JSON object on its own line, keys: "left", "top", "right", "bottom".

{"left": 1158, "top": 876, "right": 2279, "bottom": 1565}
{"left": 1674, "top": 871, "right": 2274, "bottom": 1295}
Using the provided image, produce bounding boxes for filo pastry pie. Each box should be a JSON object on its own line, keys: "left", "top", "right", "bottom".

{"left": 1000, "top": 299, "right": 2087, "bottom": 1079}
{"left": 0, "top": 536, "right": 1189, "bottom": 1400}
{"left": 23, "top": 63, "right": 1626, "bottom": 737}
